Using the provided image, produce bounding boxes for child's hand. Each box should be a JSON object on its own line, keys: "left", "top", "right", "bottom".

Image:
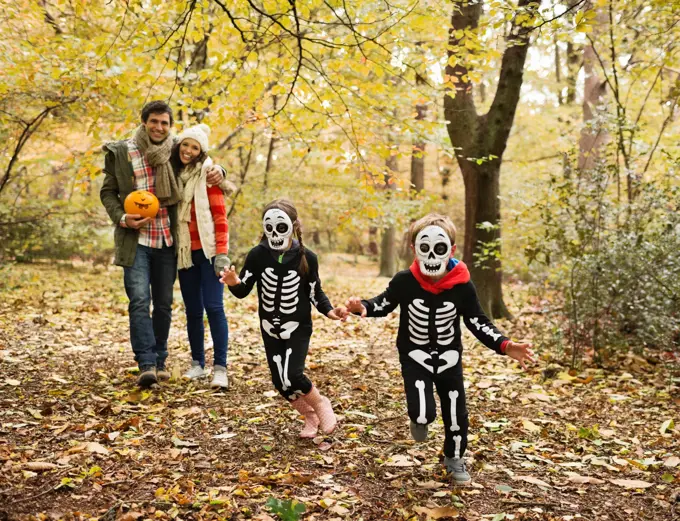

{"left": 345, "top": 297, "right": 367, "bottom": 318}
{"left": 505, "top": 341, "right": 535, "bottom": 370}
{"left": 220, "top": 266, "right": 241, "bottom": 286}
{"left": 328, "top": 306, "right": 349, "bottom": 322}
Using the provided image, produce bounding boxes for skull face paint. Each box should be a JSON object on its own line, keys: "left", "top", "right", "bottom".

{"left": 263, "top": 209, "right": 294, "bottom": 250}
{"left": 415, "top": 225, "right": 452, "bottom": 277}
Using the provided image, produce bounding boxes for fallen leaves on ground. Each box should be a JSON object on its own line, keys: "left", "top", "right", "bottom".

{"left": 0, "top": 259, "right": 678, "bottom": 521}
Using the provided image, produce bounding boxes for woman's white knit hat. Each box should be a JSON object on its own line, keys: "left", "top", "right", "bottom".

{"left": 177, "top": 123, "right": 210, "bottom": 152}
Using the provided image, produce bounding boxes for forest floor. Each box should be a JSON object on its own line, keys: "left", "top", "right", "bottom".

{"left": 0, "top": 257, "right": 678, "bottom": 521}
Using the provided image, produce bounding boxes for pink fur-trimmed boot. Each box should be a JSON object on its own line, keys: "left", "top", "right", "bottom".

{"left": 290, "top": 396, "right": 320, "bottom": 438}
{"left": 304, "top": 386, "right": 337, "bottom": 434}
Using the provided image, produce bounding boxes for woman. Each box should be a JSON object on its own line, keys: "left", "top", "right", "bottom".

{"left": 172, "top": 123, "right": 230, "bottom": 388}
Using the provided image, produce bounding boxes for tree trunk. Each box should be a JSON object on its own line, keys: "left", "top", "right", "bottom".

{"left": 401, "top": 72, "right": 428, "bottom": 268}
{"left": 578, "top": 4, "right": 609, "bottom": 170}
{"left": 469, "top": 162, "right": 509, "bottom": 317}
{"left": 440, "top": 166, "right": 451, "bottom": 200}
{"left": 379, "top": 145, "right": 399, "bottom": 277}
{"left": 379, "top": 225, "right": 397, "bottom": 276}
{"left": 410, "top": 87, "right": 427, "bottom": 193}
{"left": 264, "top": 94, "right": 278, "bottom": 191}
{"left": 566, "top": 41, "right": 580, "bottom": 104}
{"left": 460, "top": 162, "right": 478, "bottom": 265}
{"left": 368, "top": 226, "right": 379, "bottom": 256}
{"left": 443, "top": 0, "right": 535, "bottom": 317}
{"left": 555, "top": 34, "right": 563, "bottom": 105}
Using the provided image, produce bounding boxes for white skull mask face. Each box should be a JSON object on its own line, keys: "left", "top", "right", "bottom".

{"left": 263, "top": 209, "right": 294, "bottom": 250}
{"left": 415, "top": 225, "right": 452, "bottom": 277}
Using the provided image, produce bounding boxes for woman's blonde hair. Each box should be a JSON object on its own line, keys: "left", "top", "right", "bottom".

{"left": 409, "top": 213, "right": 457, "bottom": 245}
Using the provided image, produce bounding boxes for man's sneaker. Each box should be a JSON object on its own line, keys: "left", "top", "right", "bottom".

{"left": 410, "top": 421, "right": 428, "bottom": 442}
{"left": 157, "top": 365, "right": 171, "bottom": 381}
{"left": 138, "top": 366, "right": 158, "bottom": 388}
{"left": 183, "top": 361, "right": 206, "bottom": 380}
{"left": 211, "top": 365, "right": 228, "bottom": 389}
{"left": 444, "top": 456, "right": 471, "bottom": 484}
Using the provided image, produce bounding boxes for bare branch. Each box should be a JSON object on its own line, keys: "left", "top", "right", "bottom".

{"left": 0, "top": 100, "right": 76, "bottom": 195}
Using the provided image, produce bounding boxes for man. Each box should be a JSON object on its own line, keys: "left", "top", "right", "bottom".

{"left": 100, "top": 100, "right": 232, "bottom": 388}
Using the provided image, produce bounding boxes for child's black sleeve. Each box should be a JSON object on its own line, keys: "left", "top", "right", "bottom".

{"left": 307, "top": 253, "right": 334, "bottom": 316}
{"left": 228, "top": 248, "right": 259, "bottom": 299}
{"left": 360, "top": 276, "right": 401, "bottom": 318}
{"left": 460, "top": 281, "right": 509, "bottom": 354}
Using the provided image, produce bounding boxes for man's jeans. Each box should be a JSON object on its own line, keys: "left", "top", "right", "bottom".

{"left": 178, "top": 249, "right": 229, "bottom": 367}
{"left": 123, "top": 244, "right": 177, "bottom": 369}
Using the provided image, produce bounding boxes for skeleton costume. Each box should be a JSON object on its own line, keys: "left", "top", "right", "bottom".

{"left": 357, "top": 226, "right": 509, "bottom": 460}
{"left": 228, "top": 209, "right": 337, "bottom": 436}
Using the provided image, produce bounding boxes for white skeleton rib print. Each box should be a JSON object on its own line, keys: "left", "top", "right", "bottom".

{"left": 407, "top": 299, "right": 460, "bottom": 374}
{"left": 407, "top": 299, "right": 457, "bottom": 346}
{"left": 260, "top": 268, "right": 300, "bottom": 339}
{"left": 407, "top": 299, "right": 430, "bottom": 346}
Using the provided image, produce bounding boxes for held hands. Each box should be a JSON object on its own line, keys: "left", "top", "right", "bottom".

{"left": 505, "top": 341, "right": 536, "bottom": 370}
{"left": 220, "top": 266, "right": 241, "bottom": 286}
{"left": 345, "top": 297, "right": 367, "bottom": 318}
{"left": 123, "top": 214, "right": 151, "bottom": 229}
{"left": 327, "top": 306, "right": 349, "bottom": 322}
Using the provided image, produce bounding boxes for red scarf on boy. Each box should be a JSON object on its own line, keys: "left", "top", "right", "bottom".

{"left": 409, "top": 259, "right": 470, "bottom": 295}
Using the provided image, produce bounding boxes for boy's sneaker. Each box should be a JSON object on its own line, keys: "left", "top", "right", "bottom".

{"left": 138, "top": 366, "right": 158, "bottom": 388}
{"left": 183, "top": 361, "right": 206, "bottom": 380}
{"left": 410, "top": 421, "right": 428, "bottom": 442}
{"left": 444, "top": 456, "right": 471, "bottom": 485}
{"left": 157, "top": 365, "right": 171, "bottom": 381}
{"left": 211, "top": 365, "right": 228, "bottom": 389}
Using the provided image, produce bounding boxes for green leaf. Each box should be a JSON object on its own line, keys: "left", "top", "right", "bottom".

{"left": 266, "top": 497, "right": 306, "bottom": 521}
{"left": 56, "top": 477, "right": 76, "bottom": 490}
{"left": 662, "top": 473, "right": 675, "bottom": 483}
{"left": 492, "top": 514, "right": 507, "bottom": 521}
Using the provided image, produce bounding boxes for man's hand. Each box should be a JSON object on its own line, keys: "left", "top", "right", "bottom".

{"left": 123, "top": 214, "right": 151, "bottom": 229}
{"left": 220, "top": 266, "right": 241, "bottom": 286}
{"left": 214, "top": 254, "right": 231, "bottom": 277}
{"left": 505, "top": 341, "right": 535, "bottom": 370}
{"left": 205, "top": 166, "right": 225, "bottom": 186}
{"left": 328, "top": 306, "right": 349, "bottom": 321}
{"left": 345, "top": 297, "right": 367, "bottom": 318}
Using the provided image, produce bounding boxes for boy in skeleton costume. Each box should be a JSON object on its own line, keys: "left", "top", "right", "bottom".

{"left": 221, "top": 199, "right": 348, "bottom": 438}
{"left": 346, "top": 214, "right": 534, "bottom": 484}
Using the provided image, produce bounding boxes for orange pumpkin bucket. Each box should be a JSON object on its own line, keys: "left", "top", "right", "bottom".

{"left": 124, "top": 190, "right": 160, "bottom": 219}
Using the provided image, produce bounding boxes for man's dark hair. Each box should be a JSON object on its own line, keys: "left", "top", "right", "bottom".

{"left": 141, "top": 100, "right": 174, "bottom": 126}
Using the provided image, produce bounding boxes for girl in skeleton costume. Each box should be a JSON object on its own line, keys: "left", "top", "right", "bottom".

{"left": 346, "top": 214, "right": 534, "bottom": 484}
{"left": 221, "top": 199, "right": 348, "bottom": 438}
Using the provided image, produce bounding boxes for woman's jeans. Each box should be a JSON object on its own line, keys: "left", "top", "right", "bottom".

{"left": 123, "top": 244, "right": 176, "bottom": 369}
{"left": 178, "top": 250, "right": 229, "bottom": 367}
